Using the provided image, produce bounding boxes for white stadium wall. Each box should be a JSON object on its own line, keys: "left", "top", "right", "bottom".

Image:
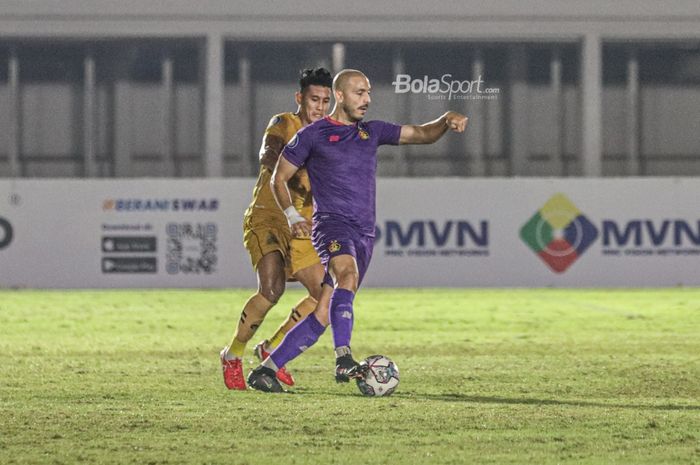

{"left": 1, "top": 178, "right": 699, "bottom": 289}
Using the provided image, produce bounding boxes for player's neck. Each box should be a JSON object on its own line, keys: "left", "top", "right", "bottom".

{"left": 328, "top": 108, "right": 355, "bottom": 125}
{"left": 295, "top": 110, "right": 312, "bottom": 127}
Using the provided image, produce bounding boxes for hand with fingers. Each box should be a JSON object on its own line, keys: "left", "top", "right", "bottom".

{"left": 291, "top": 219, "right": 312, "bottom": 238}
{"left": 445, "top": 111, "right": 468, "bottom": 133}
{"left": 284, "top": 206, "right": 311, "bottom": 237}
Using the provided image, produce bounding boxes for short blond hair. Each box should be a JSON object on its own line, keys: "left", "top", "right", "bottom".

{"left": 332, "top": 69, "right": 368, "bottom": 92}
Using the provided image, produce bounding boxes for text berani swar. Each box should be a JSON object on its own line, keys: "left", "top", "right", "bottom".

{"left": 103, "top": 199, "right": 219, "bottom": 212}
{"left": 376, "top": 220, "right": 489, "bottom": 257}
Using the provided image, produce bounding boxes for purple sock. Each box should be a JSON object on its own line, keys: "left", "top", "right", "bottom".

{"left": 330, "top": 288, "right": 355, "bottom": 349}
{"left": 269, "top": 314, "right": 326, "bottom": 369}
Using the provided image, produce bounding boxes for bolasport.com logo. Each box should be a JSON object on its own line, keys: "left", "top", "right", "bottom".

{"left": 520, "top": 194, "right": 599, "bottom": 273}
{"left": 392, "top": 73, "right": 500, "bottom": 101}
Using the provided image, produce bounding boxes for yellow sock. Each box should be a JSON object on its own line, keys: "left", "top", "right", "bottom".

{"left": 228, "top": 338, "right": 247, "bottom": 358}
{"left": 267, "top": 295, "right": 317, "bottom": 349}
{"left": 226, "top": 293, "right": 274, "bottom": 359}
{"left": 267, "top": 329, "right": 286, "bottom": 350}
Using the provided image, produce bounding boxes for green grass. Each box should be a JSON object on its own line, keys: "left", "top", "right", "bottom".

{"left": 1, "top": 289, "right": 699, "bottom": 465}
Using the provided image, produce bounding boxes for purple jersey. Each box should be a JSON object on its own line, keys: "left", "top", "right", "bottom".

{"left": 282, "top": 116, "right": 401, "bottom": 236}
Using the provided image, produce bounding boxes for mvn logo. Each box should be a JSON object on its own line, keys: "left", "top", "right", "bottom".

{"left": 520, "top": 194, "right": 598, "bottom": 273}
{"left": 377, "top": 220, "right": 488, "bottom": 247}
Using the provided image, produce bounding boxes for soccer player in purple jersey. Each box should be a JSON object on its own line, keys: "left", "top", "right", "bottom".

{"left": 247, "top": 69, "right": 468, "bottom": 392}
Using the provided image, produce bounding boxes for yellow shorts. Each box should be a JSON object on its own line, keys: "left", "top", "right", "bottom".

{"left": 243, "top": 221, "right": 290, "bottom": 270}
{"left": 289, "top": 237, "right": 321, "bottom": 275}
{"left": 243, "top": 221, "right": 320, "bottom": 278}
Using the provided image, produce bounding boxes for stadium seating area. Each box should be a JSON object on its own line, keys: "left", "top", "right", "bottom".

{"left": 0, "top": 1, "right": 698, "bottom": 178}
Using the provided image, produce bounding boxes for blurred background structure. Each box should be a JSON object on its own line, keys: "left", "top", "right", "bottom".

{"left": 0, "top": 0, "right": 699, "bottom": 178}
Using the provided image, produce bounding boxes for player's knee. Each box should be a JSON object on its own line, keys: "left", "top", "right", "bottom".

{"left": 335, "top": 269, "right": 359, "bottom": 292}
{"left": 330, "top": 259, "right": 359, "bottom": 290}
{"left": 259, "top": 281, "right": 285, "bottom": 305}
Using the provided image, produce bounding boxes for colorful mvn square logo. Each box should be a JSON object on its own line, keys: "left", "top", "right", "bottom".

{"left": 520, "top": 193, "right": 599, "bottom": 273}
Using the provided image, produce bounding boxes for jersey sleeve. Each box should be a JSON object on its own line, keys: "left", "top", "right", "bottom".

{"left": 263, "top": 114, "right": 290, "bottom": 140}
{"left": 281, "top": 126, "right": 314, "bottom": 168}
{"left": 370, "top": 120, "right": 402, "bottom": 146}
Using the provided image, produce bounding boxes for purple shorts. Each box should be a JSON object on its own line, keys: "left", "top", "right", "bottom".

{"left": 312, "top": 215, "right": 375, "bottom": 288}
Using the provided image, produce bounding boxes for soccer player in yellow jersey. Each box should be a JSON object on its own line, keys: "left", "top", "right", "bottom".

{"left": 220, "top": 68, "right": 333, "bottom": 390}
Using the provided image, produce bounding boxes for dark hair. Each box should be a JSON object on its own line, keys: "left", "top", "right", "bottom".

{"left": 299, "top": 67, "right": 333, "bottom": 92}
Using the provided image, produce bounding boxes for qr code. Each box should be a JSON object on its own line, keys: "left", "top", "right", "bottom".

{"left": 166, "top": 223, "right": 218, "bottom": 274}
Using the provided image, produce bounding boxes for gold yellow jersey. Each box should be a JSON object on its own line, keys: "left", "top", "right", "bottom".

{"left": 244, "top": 112, "right": 313, "bottom": 225}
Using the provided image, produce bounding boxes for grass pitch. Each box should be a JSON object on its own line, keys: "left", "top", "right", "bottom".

{"left": 1, "top": 289, "right": 699, "bottom": 465}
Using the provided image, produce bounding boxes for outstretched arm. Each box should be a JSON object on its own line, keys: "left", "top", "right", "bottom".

{"left": 271, "top": 157, "right": 312, "bottom": 237}
{"left": 399, "top": 111, "right": 468, "bottom": 145}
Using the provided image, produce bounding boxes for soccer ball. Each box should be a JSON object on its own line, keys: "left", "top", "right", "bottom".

{"left": 356, "top": 355, "right": 399, "bottom": 397}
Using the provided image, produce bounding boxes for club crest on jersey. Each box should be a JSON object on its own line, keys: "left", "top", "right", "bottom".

{"left": 328, "top": 240, "right": 341, "bottom": 253}
{"left": 269, "top": 115, "right": 281, "bottom": 127}
{"left": 287, "top": 134, "right": 299, "bottom": 148}
{"left": 358, "top": 128, "right": 370, "bottom": 140}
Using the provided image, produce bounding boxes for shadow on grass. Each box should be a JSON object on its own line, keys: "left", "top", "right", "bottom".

{"left": 392, "top": 392, "right": 700, "bottom": 411}
{"left": 249, "top": 389, "right": 700, "bottom": 412}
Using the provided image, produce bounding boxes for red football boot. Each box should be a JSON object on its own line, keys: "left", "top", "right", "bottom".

{"left": 220, "top": 347, "right": 246, "bottom": 390}
{"left": 254, "top": 340, "right": 296, "bottom": 387}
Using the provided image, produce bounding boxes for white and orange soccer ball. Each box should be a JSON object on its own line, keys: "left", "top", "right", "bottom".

{"left": 356, "top": 355, "right": 400, "bottom": 397}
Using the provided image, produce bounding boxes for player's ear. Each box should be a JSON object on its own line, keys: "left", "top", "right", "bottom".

{"left": 334, "top": 88, "right": 344, "bottom": 103}
{"left": 294, "top": 91, "right": 303, "bottom": 106}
